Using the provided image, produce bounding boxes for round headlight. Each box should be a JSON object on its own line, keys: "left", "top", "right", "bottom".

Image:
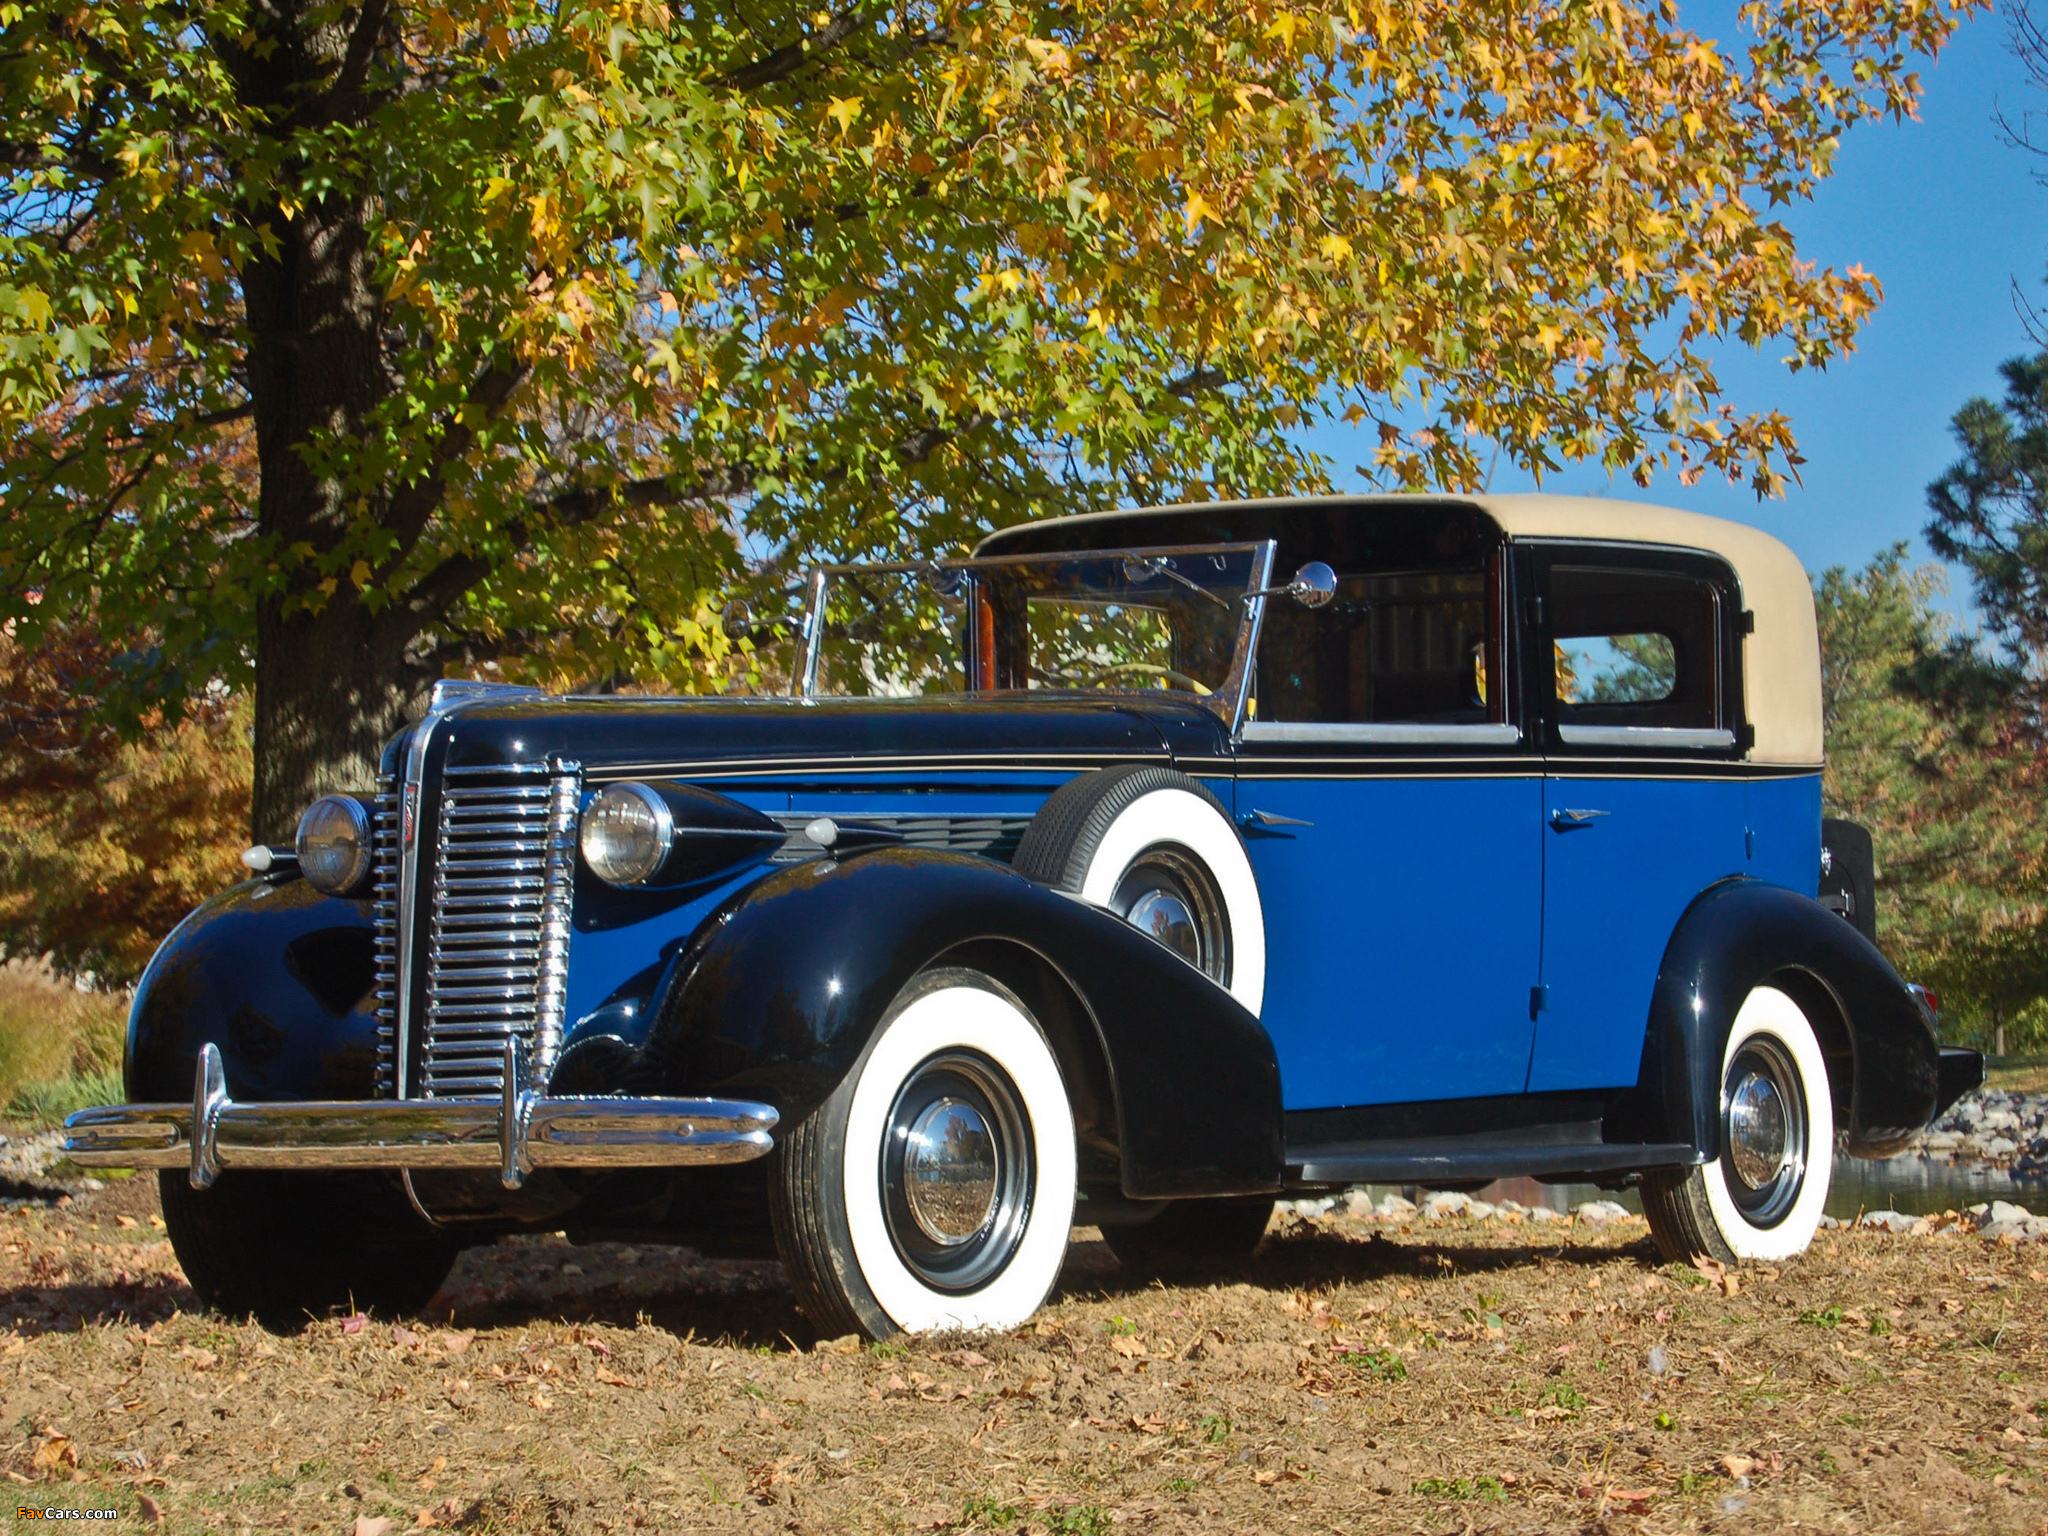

{"left": 295, "top": 795, "right": 373, "bottom": 895}
{"left": 580, "top": 783, "right": 674, "bottom": 886}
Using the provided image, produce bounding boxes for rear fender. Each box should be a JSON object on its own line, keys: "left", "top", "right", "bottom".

{"left": 638, "top": 847, "right": 1282, "bottom": 1198}
{"left": 1609, "top": 878, "right": 1940, "bottom": 1159}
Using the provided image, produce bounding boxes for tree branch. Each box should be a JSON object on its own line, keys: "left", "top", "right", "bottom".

{"left": 724, "top": 7, "right": 869, "bottom": 91}
{"left": 1165, "top": 366, "right": 1228, "bottom": 399}
{"left": 389, "top": 464, "right": 756, "bottom": 632}
{"left": 310, "top": 0, "right": 393, "bottom": 124}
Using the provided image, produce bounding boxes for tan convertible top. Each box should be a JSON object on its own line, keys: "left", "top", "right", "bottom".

{"left": 981, "top": 492, "right": 1823, "bottom": 767}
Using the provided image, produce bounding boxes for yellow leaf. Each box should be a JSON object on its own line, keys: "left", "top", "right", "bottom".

{"left": 350, "top": 560, "right": 372, "bottom": 590}
{"left": 1319, "top": 233, "right": 1354, "bottom": 262}
{"left": 825, "top": 95, "right": 863, "bottom": 137}
{"left": 1183, "top": 192, "right": 1220, "bottom": 235}
{"left": 1023, "top": 38, "right": 1071, "bottom": 73}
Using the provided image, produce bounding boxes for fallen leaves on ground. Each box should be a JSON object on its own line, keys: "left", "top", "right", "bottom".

{"left": 0, "top": 1178, "right": 2038, "bottom": 1533}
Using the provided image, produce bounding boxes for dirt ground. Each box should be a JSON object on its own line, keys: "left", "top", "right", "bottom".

{"left": 2, "top": 1173, "right": 2044, "bottom": 1536}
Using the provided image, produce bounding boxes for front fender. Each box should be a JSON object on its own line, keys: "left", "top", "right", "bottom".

{"left": 1611, "top": 878, "right": 1941, "bottom": 1160}
{"left": 126, "top": 878, "right": 381, "bottom": 1104}
{"left": 638, "top": 847, "right": 1283, "bottom": 1198}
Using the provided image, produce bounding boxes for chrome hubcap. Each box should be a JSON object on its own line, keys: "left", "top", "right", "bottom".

{"left": 902, "top": 1098, "right": 999, "bottom": 1245}
{"left": 1111, "top": 846, "right": 1232, "bottom": 986}
{"left": 1726, "top": 1071, "right": 1788, "bottom": 1188}
{"left": 1125, "top": 888, "right": 1201, "bottom": 967}
{"left": 1721, "top": 1036, "right": 1808, "bottom": 1227}
{"left": 882, "top": 1050, "right": 1034, "bottom": 1292}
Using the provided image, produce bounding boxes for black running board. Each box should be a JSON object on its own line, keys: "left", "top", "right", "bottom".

{"left": 1284, "top": 1138, "right": 1700, "bottom": 1188}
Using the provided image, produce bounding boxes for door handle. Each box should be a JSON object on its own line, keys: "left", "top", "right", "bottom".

{"left": 1240, "top": 808, "right": 1314, "bottom": 834}
{"left": 1550, "top": 808, "right": 1611, "bottom": 830}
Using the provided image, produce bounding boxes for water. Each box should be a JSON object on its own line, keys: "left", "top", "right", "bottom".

{"left": 1342, "top": 1152, "right": 2045, "bottom": 1224}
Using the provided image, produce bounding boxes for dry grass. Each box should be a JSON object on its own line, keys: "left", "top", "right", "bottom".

{"left": 0, "top": 959, "right": 125, "bottom": 1122}
{"left": 1986, "top": 1060, "right": 2048, "bottom": 1095}
{"left": 1, "top": 1178, "right": 2043, "bottom": 1534}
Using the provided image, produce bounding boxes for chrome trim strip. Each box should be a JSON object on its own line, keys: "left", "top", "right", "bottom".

{"left": 1557, "top": 725, "right": 1736, "bottom": 750}
{"left": 1238, "top": 721, "right": 1524, "bottom": 747}
{"left": 64, "top": 1085, "right": 779, "bottom": 1176}
{"left": 1227, "top": 540, "right": 1278, "bottom": 735}
{"left": 532, "top": 762, "right": 580, "bottom": 1085}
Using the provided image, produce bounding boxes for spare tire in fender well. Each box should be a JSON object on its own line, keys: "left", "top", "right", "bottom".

{"left": 636, "top": 848, "right": 1283, "bottom": 1199}
{"left": 1606, "top": 878, "right": 1939, "bottom": 1160}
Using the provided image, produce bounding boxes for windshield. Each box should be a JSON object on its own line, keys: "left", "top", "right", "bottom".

{"left": 797, "top": 542, "right": 1274, "bottom": 719}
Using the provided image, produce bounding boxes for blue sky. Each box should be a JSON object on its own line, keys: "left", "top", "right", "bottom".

{"left": 1298, "top": 1, "right": 2043, "bottom": 620}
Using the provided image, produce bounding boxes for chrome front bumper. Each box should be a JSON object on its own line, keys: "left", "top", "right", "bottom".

{"left": 64, "top": 1043, "right": 778, "bottom": 1191}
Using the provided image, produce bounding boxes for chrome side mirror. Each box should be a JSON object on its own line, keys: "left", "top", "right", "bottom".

{"left": 1246, "top": 561, "right": 1337, "bottom": 609}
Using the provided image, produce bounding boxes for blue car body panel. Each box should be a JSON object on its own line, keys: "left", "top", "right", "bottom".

{"left": 1239, "top": 767, "right": 1544, "bottom": 1109}
{"left": 1530, "top": 772, "right": 1748, "bottom": 1092}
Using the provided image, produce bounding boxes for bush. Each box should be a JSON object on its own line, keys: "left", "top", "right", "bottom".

{"left": 0, "top": 961, "right": 128, "bottom": 1123}
{"left": 0, "top": 625, "right": 250, "bottom": 986}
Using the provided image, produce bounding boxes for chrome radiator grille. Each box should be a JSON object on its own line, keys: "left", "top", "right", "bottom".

{"left": 370, "top": 777, "right": 401, "bottom": 1095}
{"left": 369, "top": 761, "right": 579, "bottom": 1100}
{"left": 419, "top": 763, "right": 579, "bottom": 1097}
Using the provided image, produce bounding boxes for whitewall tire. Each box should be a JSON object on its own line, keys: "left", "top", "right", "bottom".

{"left": 771, "top": 969, "right": 1077, "bottom": 1338}
{"left": 1643, "top": 985, "right": 1835, "bottom": 1264}
{"left": 1013, "top": 765, "right": 1264, "bottom": 1014}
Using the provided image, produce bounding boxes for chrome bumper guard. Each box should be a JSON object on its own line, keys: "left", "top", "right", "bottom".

{"left": 63, "top": 1042, "right": 778, "bottom": 1192}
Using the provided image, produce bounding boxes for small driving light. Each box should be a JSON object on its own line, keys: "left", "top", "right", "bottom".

{"left": 580, "top": 783, "right": 675, "bottom": 886}
{"left": 294, "top": 796, "right": 373, "bottom": 895}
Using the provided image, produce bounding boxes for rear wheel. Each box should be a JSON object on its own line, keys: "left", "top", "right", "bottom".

{"left": 160, "top": 1170, "right": 460, "bottom": 1331}
{"left": 771, "top": 968, "right": 1077, "bottom": 1339}
{"left": 1642, "top": 985, "right": 1835, "bottom": 1264}
{"left": 1101, "top": 1196, "right": 1274, "bottom": 1279}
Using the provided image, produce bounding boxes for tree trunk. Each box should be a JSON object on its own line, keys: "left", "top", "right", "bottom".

{"left": 221, "top": 3, "right": 428, "bottom": 841}
{"left": 1994, "top": 1004, "right": 2008, "bottom": 1060}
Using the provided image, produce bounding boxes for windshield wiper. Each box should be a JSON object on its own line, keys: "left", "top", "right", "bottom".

{"left": 1115, "top": 552, "right": 1233, "bottom": 613}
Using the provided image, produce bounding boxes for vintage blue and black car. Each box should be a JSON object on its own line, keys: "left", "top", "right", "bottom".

{"left": 66, "top": 494, "right": 1982, "bottom": 1336}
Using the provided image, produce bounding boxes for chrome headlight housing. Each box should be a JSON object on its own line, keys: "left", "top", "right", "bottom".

{"left": 294, "top": 795, "right": 374, "bottom": 895}
{"left": 580, "top": 783, "right": 675, "bottom": 887}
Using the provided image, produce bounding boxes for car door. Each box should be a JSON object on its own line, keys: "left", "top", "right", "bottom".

{"left": 1525, "top": 542, "right": 1751, "bottom": 1093}
{"left": 1236, "top": 531, "right": 1544, "bottom": 1110}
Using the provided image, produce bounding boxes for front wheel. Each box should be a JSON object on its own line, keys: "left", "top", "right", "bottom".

{"left": 770, "top": 968, "right": 1078, "bottom": 1339}
{"left": 1642, "top": 985, "right": 1835, "bottom": 1264}
{"left": 160, "top": 1170, "right": 460, "bottom": 1331}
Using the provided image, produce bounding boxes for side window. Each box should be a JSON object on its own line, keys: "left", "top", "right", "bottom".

{"left": 1547, "top": 563, "right": 1725, "bottom": 736}
{"left": 1255, "top": 555, "right": 1503, "bottom": 726}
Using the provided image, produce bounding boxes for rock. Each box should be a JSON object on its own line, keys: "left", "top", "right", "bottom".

{"left": 1465, "top": 1200, "right": 1497, "bottom": 1221}
{"left": 1421, "top": 1191, "right": 1472, "bottom": 1220}
{"left": 1987, "top": 1200, "right": 2033, "bottom": 1227}
{"left": 78, "top": 1178, "right": 104, "bottom": 1192}
{"left": 1647, "top": 1344, "right": 1669, "bottom": 1375}
{"left": 1373, "top": 1194, "right": 1416, "bottom": 1219}
{"left": 1982, "top": 1136, "right": 2019, "bottom": 1158}
{"left": 1859, "top": 1210, "right": 1922, "bottom": 1234}
{"left": 1527, "top": 1205, "right": 1562, "bottom": 1223}
{"left": 1979, "top": 1218, "right": 2034, "bottom": 1243}
{"left": 1573, "top": 1199, "right": 1633, "bottom": 1225}
{"left": 1340, "top": 1191, "right": 1376, "bottom": 1218}
{"left": 1495, "top": 1199, "right": 1529, "bottom": 1217}
{"left": 1817, "top": 1214, "right": 1841, "bottom": 1229}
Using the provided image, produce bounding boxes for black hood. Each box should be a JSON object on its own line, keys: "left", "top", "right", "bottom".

{"left": 380, "top": 693, "right": 1231, "bottom": 784}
